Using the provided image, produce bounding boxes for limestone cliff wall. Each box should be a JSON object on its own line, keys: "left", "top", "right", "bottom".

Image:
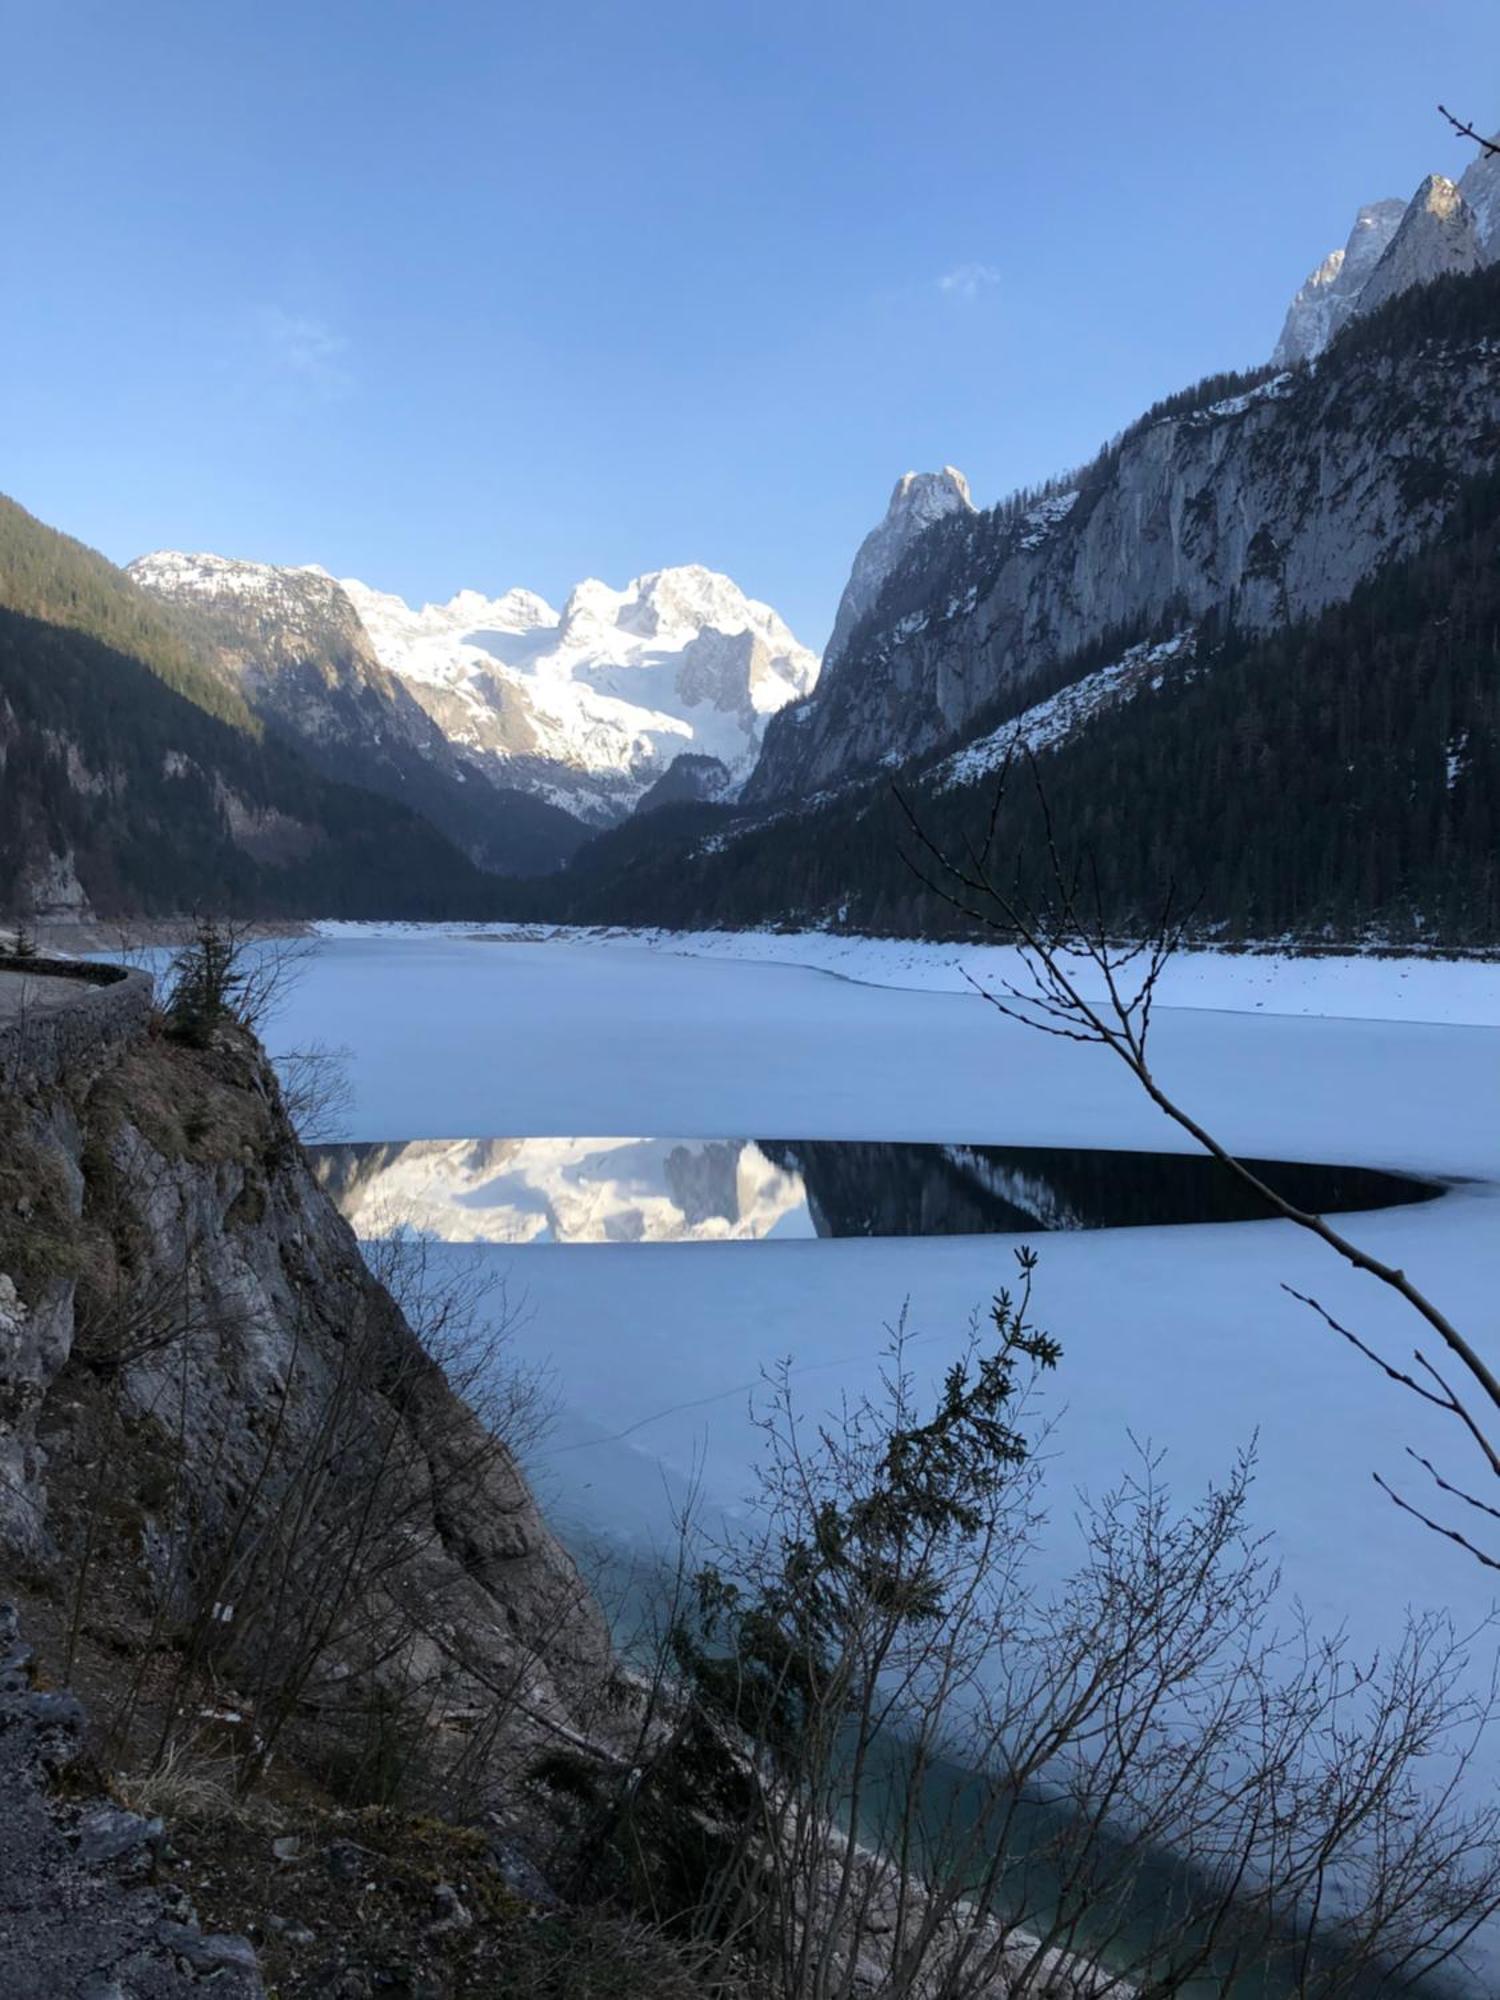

{"left": 0, "top": 986, "right": 610, "bottom": 1759}
{"left": 750, "top": 320, "right": 1500, "bottom": 799}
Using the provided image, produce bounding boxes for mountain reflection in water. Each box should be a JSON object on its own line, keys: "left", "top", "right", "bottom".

{"left": 308, "top": 1137, "right": 1443, "bottom": 1247}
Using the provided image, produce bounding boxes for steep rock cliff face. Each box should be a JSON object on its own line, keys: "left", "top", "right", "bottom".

{"left": 1273, "top": 200, "right": 1406, "bottom": 365}
{"left": 1459, "top": 134, "right": 1500, "bottom": 257}
{"left": 1356, "top": 174, "right": 1482, "bottom": 314}
{"left": 0, "top": 976, "right": 609, "bottom": 1760}
{"left": 749, "top": 315, "right": 1500, "bottom": 800}
{"left": 823, "top": 468, "right": 976, "bottom": 668}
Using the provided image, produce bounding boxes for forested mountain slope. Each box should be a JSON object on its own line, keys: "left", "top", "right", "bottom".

{"left": 127, "top": 552, "right": 588, "bottom": 875}
{"left": 540, "top": 463, "right": 1500, "bottom": 945}
{"left": 0, "top": 500, "right": 504, "bottom": 917}
{"left": 749, "top": 264, "right": 1500, "bottom": 806}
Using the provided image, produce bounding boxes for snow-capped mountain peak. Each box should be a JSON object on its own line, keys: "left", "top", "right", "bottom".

{"left": 129, "top": 542, "right": 818, "bottom": 841}
{"left": 132, "top": 547, "right": 307, "bottom": 605}
{"left": 339, "top": 560, "right": 819, "bottom": 823}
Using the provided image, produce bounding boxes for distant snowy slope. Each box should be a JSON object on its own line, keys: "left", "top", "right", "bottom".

{"left": 342, "top": 564, "right": 820, "bottom": 824}
{"left": 931, "top": 631, "right": 1197, "bottom": 790}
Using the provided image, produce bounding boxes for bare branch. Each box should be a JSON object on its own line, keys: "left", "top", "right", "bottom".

{"left": 1440, "top": 104, "right": 1500, "bottom": 157}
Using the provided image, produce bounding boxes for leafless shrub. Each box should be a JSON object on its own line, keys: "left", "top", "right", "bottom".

{"left": 97, "top": 1214, "right": 565, "bottom": 1815}
{"left": 590, "top": 1261, "right": 1500, "bottom": 1997}
{"left": 118, "top": 1737, "right": 240, "bottom": 1824}
{"left": 363, "top": 1223, "right": 555, "bottom": 1470}
{"left": 273, "top": 1039, "right": 355, "bottom": 1140}
{"left": 1440, "top": 105, "right": 1500, "bottom": 158}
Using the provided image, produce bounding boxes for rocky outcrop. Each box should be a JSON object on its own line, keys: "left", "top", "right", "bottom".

{"left": 0, "top": 1605, "right": 264, "bottom": 1999}
{"left": 1356, "top": 173, "right": 1482, "bottom": 315}
{"left": 1273, "top": 199, "right": 1405, "bottom": 365}
{"left": 823, "top": 467, "right": 976, "bottom": 669}
{"left": 631, "top": 751, "right": 733, "bottom": 815}
{"left": 1459, "top": 132, "right": 1500, "bottom": 257}
{"left": 0, "top": 996, "right": 612, "bottom": 1756}
{"left": 748, "top": 309, "right": 1500, "bottom": 799}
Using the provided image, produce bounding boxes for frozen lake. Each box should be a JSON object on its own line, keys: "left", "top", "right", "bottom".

{"left": 263, "top": 924, "right": 1500, "bottom": 1991}
{"left": 272, "top": 928, "right": 1500, "bottom": 1668}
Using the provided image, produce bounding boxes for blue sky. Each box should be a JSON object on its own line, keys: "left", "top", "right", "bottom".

{"left": 6, "top": 1, "right": 1498, "bottom": 648}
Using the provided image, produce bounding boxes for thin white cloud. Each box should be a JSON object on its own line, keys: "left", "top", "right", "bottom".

{"left": 937, "top": 261, "right": 1001, "bottom": 303}
{"left": 254, "top": 307, "right": 354, "bottom": 397}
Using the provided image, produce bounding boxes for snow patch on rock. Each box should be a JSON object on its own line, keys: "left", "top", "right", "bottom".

{"left": 932, "top": 631, "right": 1196, "bottom": 791}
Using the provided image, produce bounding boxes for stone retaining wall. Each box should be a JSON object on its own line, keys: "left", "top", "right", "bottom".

{"left": 0, "top": 963, "right": 154, "bottom": 1093}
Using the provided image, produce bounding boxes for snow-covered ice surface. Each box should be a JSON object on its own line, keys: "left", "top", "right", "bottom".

{"left": 318, "top": 919, "right": 1500, "bottom": 1029}
{"left": 276, "top": 926, "right": 1500, "bottom": 1983}
{"left": 284, "top": 924, "right": 1500, "bottom": 1590}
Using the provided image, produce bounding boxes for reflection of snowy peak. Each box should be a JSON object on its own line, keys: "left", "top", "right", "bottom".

{"left": 341, "top": 564, "right": 819, "bottom": 824}
{"left": 316, "top": 1136, "right": 814, "bottom": 1245}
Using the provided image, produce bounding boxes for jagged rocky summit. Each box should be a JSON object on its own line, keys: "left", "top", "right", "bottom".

{"left": 824, "top": 467, "right": 976, "bottom": 669}
{"left": 1272, "top": 200, "right": 1407, "bottom": 364}
{"left": 341, "top": 563, "right": 818, "bottom": 824}
{"left": 748, "top": 313, "right": 1500, "bottom": 802}
{"left": 1274, "top": 129, "right": 1500, "bottom": 363}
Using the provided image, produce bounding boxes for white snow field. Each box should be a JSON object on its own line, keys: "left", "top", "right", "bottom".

{"left": 319, "top": 919, "right": 1500, "bottom": 1028}
{"left": 278, "top": 929, "right": 1500, "bottom": 1670}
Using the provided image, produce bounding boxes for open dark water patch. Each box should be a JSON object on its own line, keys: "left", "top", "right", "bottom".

{"left": 308, "top": 1136, "right": 1444, "bottom": 1246}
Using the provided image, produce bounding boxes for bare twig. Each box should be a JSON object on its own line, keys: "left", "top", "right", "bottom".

{"left": 1440, "top": 105, "right": 1500, "bottom": 158}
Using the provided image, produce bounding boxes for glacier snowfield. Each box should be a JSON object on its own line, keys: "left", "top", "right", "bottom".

{"left": 277, "top": 926, "right": 1500, "bottom": 1685}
